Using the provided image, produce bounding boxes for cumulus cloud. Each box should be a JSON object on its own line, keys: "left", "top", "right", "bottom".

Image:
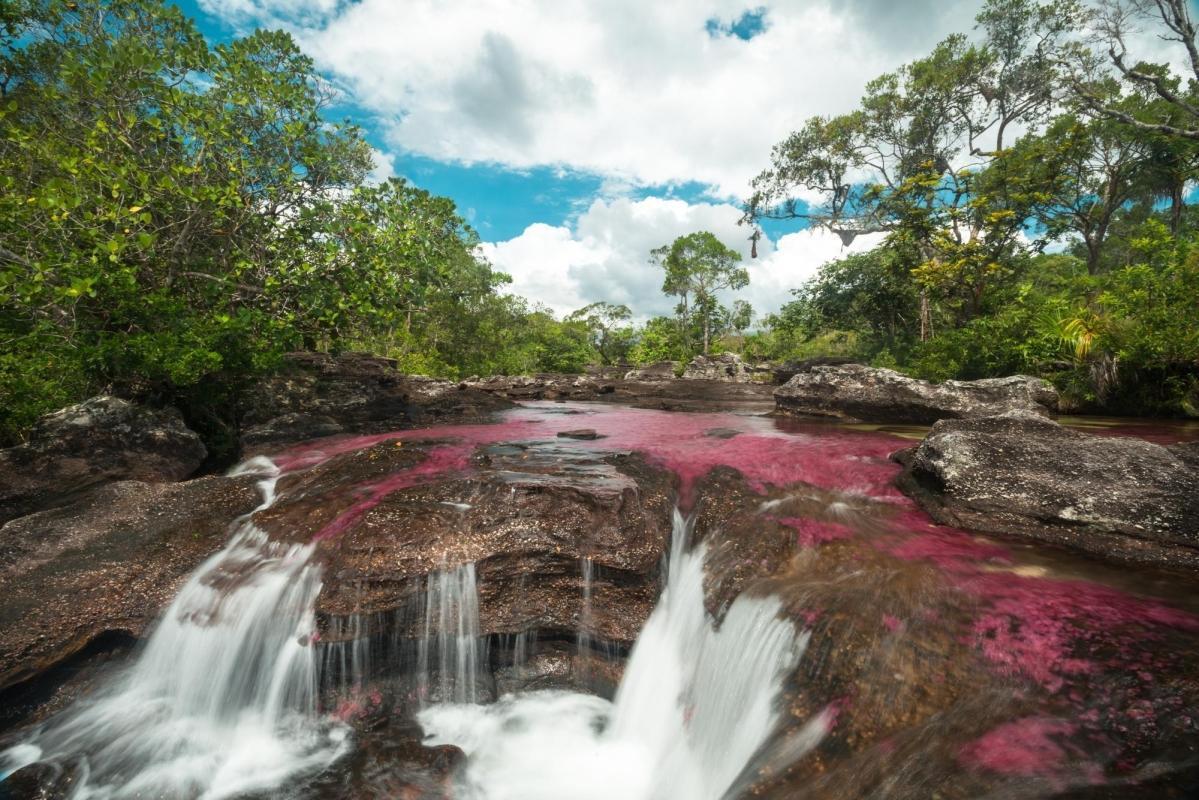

{"left": 199, "top": 0, "right": 982, "bottom": 197}
{"left": 479, "top": 196, "right": 883, "bottom": 321}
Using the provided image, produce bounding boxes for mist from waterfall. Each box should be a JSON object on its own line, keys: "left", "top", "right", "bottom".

{"left": 0, "top": 461, "right": 346, "bottom": 800}
{"left": 419, "top": 509, "right": 814, "bottom": 800}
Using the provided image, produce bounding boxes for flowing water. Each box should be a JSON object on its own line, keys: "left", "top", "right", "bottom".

{"left": 1, "top": 446, "right": 806, "bottom": 799}
{"left": 418, "top": 510, "right": 812, "bottom": 800}
{"left": 0, "top": 461, "right": 347, "bottom": 799}
{"left": 4, "top": 403, "right": 1199, "bottom": 799}
{"left": 417, "top": 562, "right": 486, "bottom": 706}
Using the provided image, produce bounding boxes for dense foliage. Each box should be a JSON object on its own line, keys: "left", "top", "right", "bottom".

{"left": 0, "top": 0, "right": 605, "bottom": 448}
{"left": 4, "top": 0, "right": 1198, "bottom": 452}
{"left": 741, "top": 0, "right": 1199, "bottom": 415}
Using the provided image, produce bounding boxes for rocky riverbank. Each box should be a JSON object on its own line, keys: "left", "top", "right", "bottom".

{"left": 3, "top": 356, "right": 1199, "bottom": 799}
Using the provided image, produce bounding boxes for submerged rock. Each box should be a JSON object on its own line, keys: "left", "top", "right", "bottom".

{"left": 557, "top": 428, "right": 603, "bottom": 440}
{"left": 0, "top": 475, "right": 260, "bottom": 698}
{"left": 895, "top": 411, "right": 1199, "bottom": 570}
{"left": 0, "top": 396, "right": 207, "bottom": 524}
{"left": 774, "top": 364, "right": 1059, "bottom": 424}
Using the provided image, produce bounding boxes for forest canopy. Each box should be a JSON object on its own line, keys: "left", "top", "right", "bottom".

{"left": 0, "top": 0, "right": 603, "bottom": 447}
{"left": 740, "top": 0, "right": 1199, "bottom": 416}
{"left": 3, "top": 0, "right": 1199, "bottom": 454}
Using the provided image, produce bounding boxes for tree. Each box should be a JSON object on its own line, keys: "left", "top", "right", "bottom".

{"left": 650, "top": 231, "right": 748, "bottom": 355}
{"left": 730, "top": 300, "right": 754, "bottom": 335}
{"left": 1067, "top": 0, "right": 1199, "bottom": 141}
{"left": 1012, "top": 111, "right": 1149, "bottom": 273}
{"left": 565, "top": 301, "right": 634, "bottom": 365}
{"left": 629, "top": 316, "right": 686, "bottom": 365}
{"left": 0, "top": 0, "right": 502, "bottom": 446}
{"left": 743, "top": 0, "right": 1072, "bottom": 337}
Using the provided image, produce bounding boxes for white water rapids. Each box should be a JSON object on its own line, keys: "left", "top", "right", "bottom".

{"left": 3, "top": 463, "right": 817, "bottom": 799}
{"left": 1, "top": 459, "right": 347, "bottom": 800}
{"left": 419, "top": 510, "right": 815, "bottom": 800}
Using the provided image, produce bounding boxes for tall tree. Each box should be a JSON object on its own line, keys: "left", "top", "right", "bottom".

{"left": 742, "top": 0, "right": 1072, "bottom": 337}
{"left": 565, "top": 302, "right": 634, "bottom": 365}
{"left": 650, "top": 232, "right": 748, "bottom": 355}
{"left": 1068, "top": 0, "right": 1199, "bottom": 140}
{"left": 1013, "top": 111, "right": 1150, "bottom": 273}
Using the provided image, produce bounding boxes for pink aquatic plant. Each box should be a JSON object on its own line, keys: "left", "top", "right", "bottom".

{"left": 959, "top": 716, "right": 1077, "bottom": 776}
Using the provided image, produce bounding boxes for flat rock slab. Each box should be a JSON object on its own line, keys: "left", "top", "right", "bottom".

{"left": 895, "top": 411, "right": 1199, "bottom": 570}
{"left": 253, "top": 439, "right": 676, "bottom": 646}
{"left": 0, "top": 475, "right": 261, "bottom": 692}
{"left": 774, "top": 364, "right": 1058, "bottom": 424}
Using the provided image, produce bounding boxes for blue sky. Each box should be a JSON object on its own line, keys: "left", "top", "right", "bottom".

{"left": 173, "top": 0, "right": 810, "bottom": 243}
{"left": 174, "top": 0, "right": 983, "bottom": 316}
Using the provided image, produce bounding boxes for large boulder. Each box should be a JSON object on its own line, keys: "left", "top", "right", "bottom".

{"left": 240, "top": 352, "right": 513, "bottom": 452}
{"left": 0, "top": 475, "right": 261, "bottom": 704}
{"left": 895, "top": 411, "right": 1199, "bottom": 570}
{"left": 623, "top": 361, "right": 679, "bottom": 382}
{"left": 462, "top": 373, "right": 613, "bottom": 402}
{"left": 0, "top": 397, "right": 207, "bottom": 524}
{"left": 682, "top": 352, "right": 767, "bottom": 383}
{"left": 774, "top": 364, "right": 1058, "bottom": 423}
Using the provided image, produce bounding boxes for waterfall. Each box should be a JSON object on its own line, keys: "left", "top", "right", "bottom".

{"left": 417, "top": 562, "right": 485, "bottom": 705}
{"left": 0, "top": 462, "right": 347, "bottom": 800}
{"left": 419, "top": 509, "right": 815, "bottom": 800}
{"left": 576, "top": 555, "right": 595, "bottom": 685}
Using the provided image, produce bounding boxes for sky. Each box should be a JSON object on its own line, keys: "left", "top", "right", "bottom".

{"left": 173, "top": 0, "right": 990, "bottom": 319}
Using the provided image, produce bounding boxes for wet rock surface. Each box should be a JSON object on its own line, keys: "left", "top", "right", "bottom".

{"left": 251, "top": 434, "right": 676, "bottom": 698}
{"left": 895, "top": 411, "right": 1199, "bottom": 570}
{"left": 774, "top": 363, "right": 1059, "bottom": 423}
{"left": 0, "top": 475, "right": 260, "bottom": 696}
{"left": 0, "top": 397, "right": 207, "bottom": 524}
{"left": 241, "top": 352, "right": 513, "bottom": 452}
{"left": 5, "top": 401, "right": 1199, "bottom": 800}
{"left": 683, "top": 463, "right": 1199, "bottom": 800}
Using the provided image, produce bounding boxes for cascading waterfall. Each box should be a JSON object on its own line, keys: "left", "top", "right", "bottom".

{"left": 0, "top": 460, "right": 347, "bottom": 800}
{"left": 417, "top": 562, "right": 485, "bottom": 705}
{"left": 577, "top": 555, "right": 595, "bottom": 659}
{"left": 3, "top": 448, "right": 816, "bottom": 800}
{"left": 419, "top": 509, "right": 814, "bottom": 800}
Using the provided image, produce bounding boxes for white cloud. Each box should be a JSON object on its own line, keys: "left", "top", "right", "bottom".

{"left": 199, "top": 0, "right": 981, "bottom": 198}
{"left": 479, "top": 196, "right": 883, "bottom": 321}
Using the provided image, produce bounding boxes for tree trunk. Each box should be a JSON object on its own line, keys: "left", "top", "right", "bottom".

{"left": 1172, "top": 183, "right": 1185, "bottom": 235}
{"left": 919, "top": 289, "right": 931, "bottom": 343}
{"left": 1085, "top": 236, "right": 1102, "bottom": 276}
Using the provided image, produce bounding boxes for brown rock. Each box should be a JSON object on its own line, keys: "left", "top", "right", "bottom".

{"left": 240, "top": 352, "right": 513, "bottom": 452}
{"left": 0, "top": 397, "right": 207, "bottom": 524}
{"left": 0, "top": 475, "right": 261, "bottom": 694}
{"left": 895, "top": 411, "right": 1199, "bottom": 570}
{"left": 774, "top": 364, "right": 1058, "bottom": 424}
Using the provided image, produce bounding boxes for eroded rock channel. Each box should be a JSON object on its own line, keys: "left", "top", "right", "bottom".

{"left": 2, "top": 386, "right": 1199, "bottom": 800}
